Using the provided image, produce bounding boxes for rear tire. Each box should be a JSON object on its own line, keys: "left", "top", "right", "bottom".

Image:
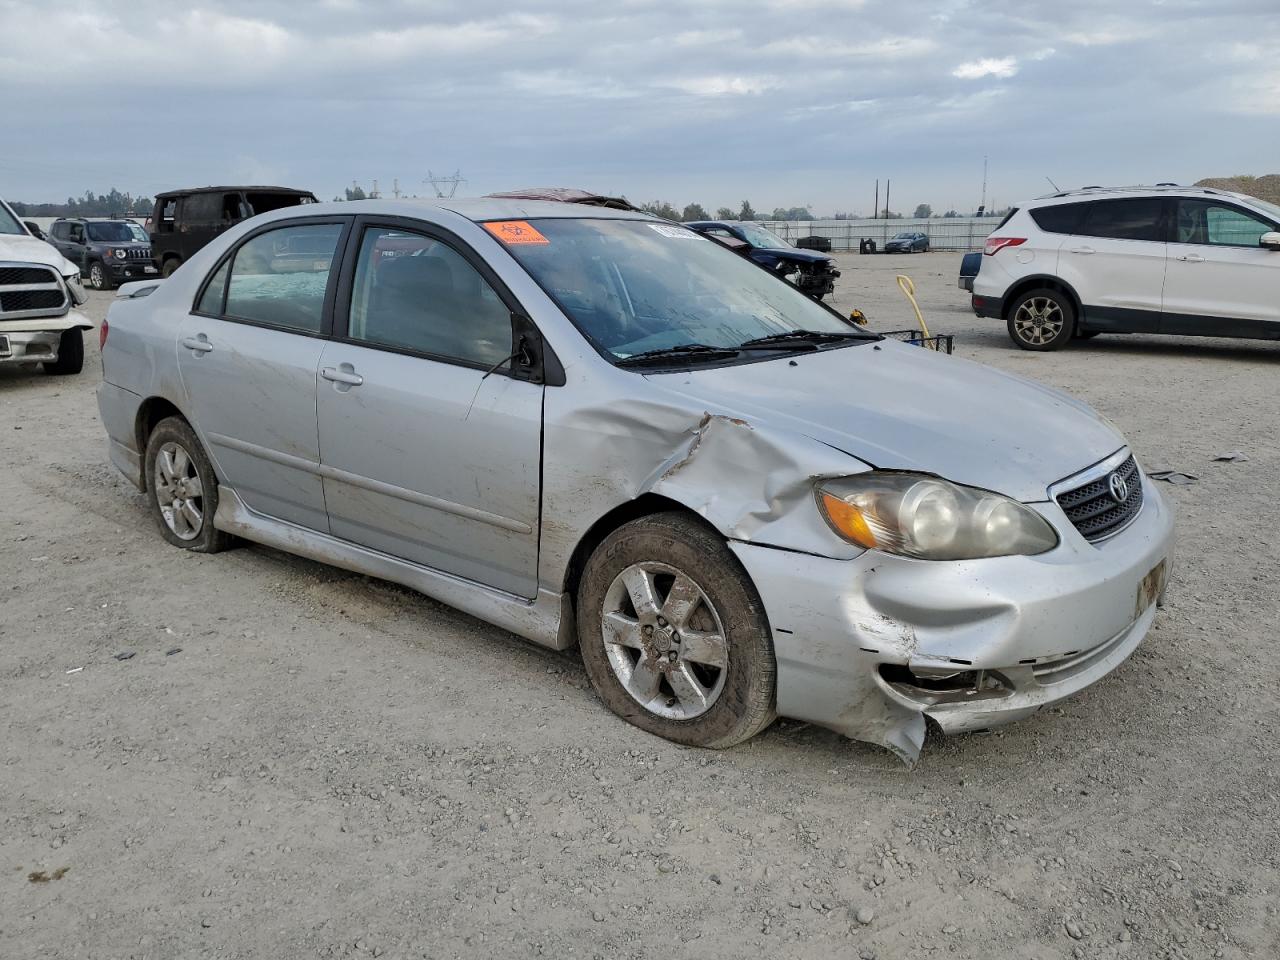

{"left": 161, "top": 257, "right": 182, "bottom": 279}
{"left": 577, "top": 512, "right": 776, "bottom": 748}
{"left": 43, "top": 329, "right": 84, "bottom": 375}
{"left": 144, "top": 417, "right": 232, "bottom": 553}
{"left": 1006, "top": 287, "right": 1076, "bottom": 351}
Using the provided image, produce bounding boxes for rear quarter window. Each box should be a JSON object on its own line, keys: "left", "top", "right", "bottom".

{"left": 1030, "top": 203, "right": 1086, "bottom": 234}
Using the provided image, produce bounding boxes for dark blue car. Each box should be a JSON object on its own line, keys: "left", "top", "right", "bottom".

{"left": 685, "top": 221, "right": 840, "bottom": 300}
{"left": 883, "top": 231, "right": 930, "bottom": 253}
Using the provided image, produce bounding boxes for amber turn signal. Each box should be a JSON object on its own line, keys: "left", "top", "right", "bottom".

{"left": 818, "top": 492, "right": 878, "bottom": 549}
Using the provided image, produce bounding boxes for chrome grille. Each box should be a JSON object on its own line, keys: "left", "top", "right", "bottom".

{"left": 125, "top": 247, "right": 153, "bottom": 261}
{"left": 1056, "top": 454, "right": 1143, "bottom": 542}
{"left": 0, "top": 262, "right": 68, "bottom": 320}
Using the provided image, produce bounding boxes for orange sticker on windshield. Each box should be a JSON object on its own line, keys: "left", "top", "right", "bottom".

{"left": 484, "top": 221, "right": 550, "bottom": 245}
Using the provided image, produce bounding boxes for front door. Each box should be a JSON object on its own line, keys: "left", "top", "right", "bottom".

{"left": 1161, "top": 197, "right": 1280, "bottom": 336}
{"left": 1060, "top": 196, "right": 1169, "bottom": 333}
{"left": 316, "top": 223, "right": 543, "bottom": 598}
{"left": 176, "top": 218, "right": 350, "bottom": 531}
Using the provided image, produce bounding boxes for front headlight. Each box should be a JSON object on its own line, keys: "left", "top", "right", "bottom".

{"left": 115, "top": 248, "right": 127, "bottom": 259}
{"left": 816, "top": 473, "right": 1058, "bottom": 560}
{"left": 63, "top": 272, "right": 88, "bottom": 306}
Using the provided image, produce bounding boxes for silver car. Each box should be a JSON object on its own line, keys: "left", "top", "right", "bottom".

{"left": 97, "top": 199, "right": 1174, "bottom": 763}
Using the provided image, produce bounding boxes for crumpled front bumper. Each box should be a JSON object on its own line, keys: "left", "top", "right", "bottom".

{"left": 729, "top": 471, "right": 1175, "bottom": 763}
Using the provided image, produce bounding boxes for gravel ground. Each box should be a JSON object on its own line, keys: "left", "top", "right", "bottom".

{"left": 2, "top": 253, "right": 1277, "bottom": 960}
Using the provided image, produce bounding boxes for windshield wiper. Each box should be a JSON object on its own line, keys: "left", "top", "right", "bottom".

{"left": 615, "top": 343, "right": 742, "bottom": 367}
{"left": 737, "top": 329, "right": 871, "bottom": 351}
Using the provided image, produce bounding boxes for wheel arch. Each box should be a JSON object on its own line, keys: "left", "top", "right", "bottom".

{"left": 560, "top": 494, "right": 721, "bottom": 605}
{"left": 1001, "top": 274, "right": 1083, "bottom": 323}
{"left": 134, "top": 396, "right": 190, "bottom": 491}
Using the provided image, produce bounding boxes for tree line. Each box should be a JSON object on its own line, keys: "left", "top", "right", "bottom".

{"left": 637, "top": 200, "right": 1007, "bottom": 222}
{"left": 9, "top": 189, "right": 153, "bottom": 218}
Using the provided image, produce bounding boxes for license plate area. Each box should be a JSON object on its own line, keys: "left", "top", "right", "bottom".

{"left": 1136, "top": 558, "right": 1167, "bottom": 618}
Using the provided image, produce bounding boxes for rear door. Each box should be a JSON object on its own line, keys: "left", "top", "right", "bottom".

{"left": 1161, "top": 197, "right": 1280, "bottom": 336}
{"left": 176, "top": 217, "right": 350, "bottom": 531}
{"left": 315, "top": 219, "right": 543, "bottom": 598}
{"left": 1059, "top": 197, "right": 1169, "bottom": 332}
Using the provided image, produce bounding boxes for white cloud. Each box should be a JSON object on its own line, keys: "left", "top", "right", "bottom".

{"left": 668, "top": 75, "right": 779, "bottom": 96}
{"left": 952, "top": 57, "right": 1018, "bottom": 80}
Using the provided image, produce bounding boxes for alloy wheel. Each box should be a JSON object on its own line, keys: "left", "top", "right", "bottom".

{"left": 1012, "top": 297, "right": 1065, "bottom": 345}
{"left": 600, "top": 561, "right": 729, "bottom": 720}
{"left": 153, "top": 441, "right": 205, "bottom": 541}
{"left": 90, "top": 263, "right": 107, "bottom": 290}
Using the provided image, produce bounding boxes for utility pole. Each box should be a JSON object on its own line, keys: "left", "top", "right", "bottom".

{"left": 425, "top": 170, "right": 466, "bottom": 199}
{"left": 874, "top": 179, "right": 879, "bottom": 221}
{"left": 371, "top": 179, "right": 380, "bottom": 199}
{"left": 980, "top": 155, "right": 988, "bottom": 216}
{"left": 392, "top": 178, "right": 401, "bottom": 199}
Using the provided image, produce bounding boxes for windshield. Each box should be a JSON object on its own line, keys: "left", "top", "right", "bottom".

{"left": 87, "top": 221, "right": 140, "bottom": 242}
{"left": 1245, "top": 196, "right": 1280, "bottom": 225}
{"left": 0, "top": 203, "right": 23, "bottom": 236}
{"left": 126, "top": 222, "right": 148, "bottom": 242}
{"left": 893, "top": 232, "right": 915, "bottom": 240}
{"left": 736, "top": 222, "right": 791, "bottom": 250}
{"left": 496, "top": 218, "right": 864, "bottom": 363}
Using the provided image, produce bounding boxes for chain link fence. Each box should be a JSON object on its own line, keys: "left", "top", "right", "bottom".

{"left": 759, "top": 217, "right": 1000, "bottom": 252}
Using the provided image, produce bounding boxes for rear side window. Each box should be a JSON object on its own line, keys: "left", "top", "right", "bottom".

{"left": 1030, "top": 203, "right": 1086, "bottom": 234}
{"left": 181, "top": 193, "right": 221, "bottom": 227}
{"left": 1079, "top": 198, "right": 1166, "bottom": 241}
{"left": 222, "top": 222, "right": 344, "bottom": 333}
{"left": 196, "top": 260, "right": 230, "bottom": 314}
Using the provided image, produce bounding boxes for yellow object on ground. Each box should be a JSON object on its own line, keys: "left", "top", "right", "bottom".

{"left": 895, "top": 274, "right": 930, "bottom": 339}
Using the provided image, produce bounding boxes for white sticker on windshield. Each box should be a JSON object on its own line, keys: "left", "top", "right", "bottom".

{"left": 648, "top": 223, "right": 697, "bottom": 239}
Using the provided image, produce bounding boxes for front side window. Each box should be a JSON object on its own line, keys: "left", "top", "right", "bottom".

{"left": 1175, "top": 199, "right": 1275, "bottom": 247}
{"left": 86, "top": 222, "right": 136, "bottom": 242}
{"left": 1079, "top": 198, "right": 1166, "bottom": 242}
{"left": 222, "top": 223, "right": 343, "bottom": 333}
{"left": 496, "top": 218, "right": 866, "bottom": 362}
{"left": 347, "top": 228, "right": 512, "bottom": 366}
{"left": 0, "top": 203, "right": 23, "bottom": 236}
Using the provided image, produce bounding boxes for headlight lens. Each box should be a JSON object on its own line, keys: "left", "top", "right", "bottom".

{"left": 63, "top": 272, "right": 88, "bottom": 305}
{"left": 816, "top": 473, "right": 1058, "bottom": 560}
{"left": 115, "top": 248, "right": 127, "bottom": 259}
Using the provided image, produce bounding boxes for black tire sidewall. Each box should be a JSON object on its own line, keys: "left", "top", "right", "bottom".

{"left": 1006, "top": 287, "right": 1076, "bottom": 351}
{"left": 577, "top": 513, "right": 776, "bottom": 748}
{"left": 161, "top": 258, "right": 181, "bottom": 279}
{"left": 144, "top": 417, "right": 226, "bottom": 553}
{"left": 44, "top": 329, "right": 84, "bottom": 375}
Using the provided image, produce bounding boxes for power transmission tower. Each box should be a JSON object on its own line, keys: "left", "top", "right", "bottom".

{"left": 425, "top": 170, "right": 466, "bottom": 199}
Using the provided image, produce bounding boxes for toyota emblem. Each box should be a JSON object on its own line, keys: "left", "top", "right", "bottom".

{"left": 1108, "top": 471, "right": 1129, "bottom": 503}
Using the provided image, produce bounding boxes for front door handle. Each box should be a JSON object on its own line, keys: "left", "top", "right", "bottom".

{"left": 321, "top": 365, "right": 364, "bottom": 386}
{"left": 181, "top": 335, "right": 213, "bottom": 354}
{"left": 1069, "top": 245, "right": 1095, "bottom": 255}
{"left": 1177, "top": 254, "right": 1205, "bottom": 263}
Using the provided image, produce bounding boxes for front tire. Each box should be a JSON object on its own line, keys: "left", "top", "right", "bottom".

{"left": 89, "top": 260, "right": 113, "bottom": 291}
{"left": 144, "top": 417, "right": 232, "bottom": 553}
{"left": 577, "top": 512, "right": 776, "bottom": 748}
{"left": 1007, "top": 287, "right": 1076, "bottom": 351}
{"left": 43, "top": 329, "right": 84, "bottom": 375}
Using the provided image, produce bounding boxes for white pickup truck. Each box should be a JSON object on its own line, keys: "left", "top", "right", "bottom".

{"left": 0, "top": 196, "right": 93, "bottom": 374}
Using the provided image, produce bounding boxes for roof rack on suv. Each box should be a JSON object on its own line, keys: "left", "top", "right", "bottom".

{"left": 1038, "top": 184, "right": 1233, "bottom": 200}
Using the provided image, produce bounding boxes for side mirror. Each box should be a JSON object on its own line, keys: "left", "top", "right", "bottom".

{"left": 1259, "top": 231, "right": 1280, "bottom": 251}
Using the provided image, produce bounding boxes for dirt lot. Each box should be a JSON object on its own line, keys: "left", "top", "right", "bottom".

{"left": 3, "top": 253, "right": 1277, "bottom": 960}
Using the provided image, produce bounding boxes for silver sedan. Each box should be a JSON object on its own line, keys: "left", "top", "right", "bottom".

{"left": 97, "top": 198, "right": 1174, "bottom": 763}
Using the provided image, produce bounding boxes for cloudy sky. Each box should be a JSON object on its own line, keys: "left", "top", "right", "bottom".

{"left": 2, "top": 0, "right": 1277, "bottom": 214}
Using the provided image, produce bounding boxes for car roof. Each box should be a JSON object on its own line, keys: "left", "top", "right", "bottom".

{"left": 154, "top": 185, "right": 316, "bottom": 198}
{"left": 254, "top": 196, "right": 660, "bottom": 224}
{"left": 1024, "top": 185, "right": 1259, "bottom": 207}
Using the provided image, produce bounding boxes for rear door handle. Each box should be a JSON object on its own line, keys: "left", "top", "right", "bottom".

{"left": 1177, "top": 254, "right": 1205, "bottom": 263}
{"left": 1069, "top": 246, "right": 1095, "bottom": 255}
{"left": 321, "top": 365, "right": 364, "bottom": 386}
{"left": 181, "top": 335, "right": 213, "bottom": 353}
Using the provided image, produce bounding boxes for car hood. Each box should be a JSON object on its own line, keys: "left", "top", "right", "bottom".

{"left": 0, "top": 234, "right": 77, "bottom": 274}
{"left": 645, "top": 340, "right": 1124, "bottom": 502}
{"left": 759, "top": 247, "right": 834, "bottom": 265}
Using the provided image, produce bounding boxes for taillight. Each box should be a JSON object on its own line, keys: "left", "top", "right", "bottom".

{"left": 99, "top": 319, "right": 109, "bottom": 350}
{"left": 984, "top": 237, "right": 1026, "bottom": 256}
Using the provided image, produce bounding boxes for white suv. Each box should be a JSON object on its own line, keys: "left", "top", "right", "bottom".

{"left": 972, "top": 185, "right": 1280, "bottom": 350}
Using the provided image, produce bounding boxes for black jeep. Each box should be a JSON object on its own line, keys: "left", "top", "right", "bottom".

{"left": 150, "top": 185, "right": 318, "bottom": 278}
{"left": 46, "top": 218, "right": 157, "bottom": 290}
